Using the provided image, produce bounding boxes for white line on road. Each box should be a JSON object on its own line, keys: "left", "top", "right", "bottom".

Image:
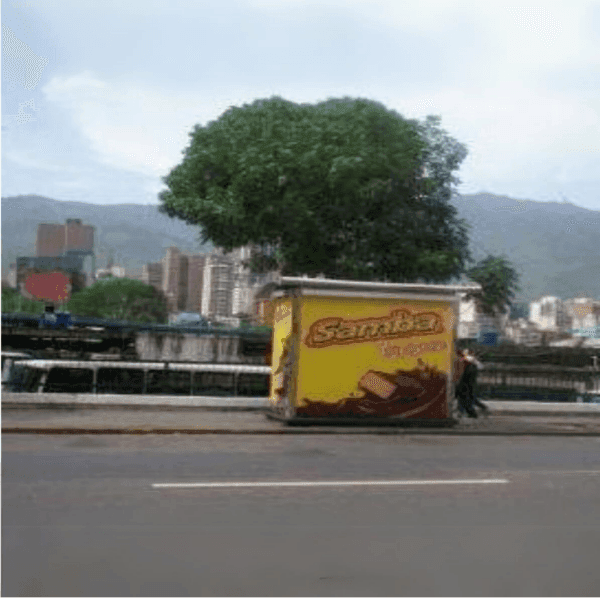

{"left": 523, "top": 470, "right": 600, "bottom": 474}
{"left": 152, "top": 478, "right": 510, "bottom": 489}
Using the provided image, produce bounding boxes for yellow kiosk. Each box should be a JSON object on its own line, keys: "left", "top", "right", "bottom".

{"left": 267, "top": 277, "right": 480, "bottom": 425}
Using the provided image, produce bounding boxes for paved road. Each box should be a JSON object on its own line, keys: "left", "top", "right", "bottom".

{"left": 3, "top": 433, "right": 600, "bottom": 596}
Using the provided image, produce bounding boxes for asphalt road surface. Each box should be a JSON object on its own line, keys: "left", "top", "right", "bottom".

{"left": 3, "top": 433, "right": 600, "bottom": 596}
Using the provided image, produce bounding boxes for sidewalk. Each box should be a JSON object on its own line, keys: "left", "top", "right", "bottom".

{"left": 3, "top": 392, "right": 600, "bottom": 417}
{"left": 3, "top": 397, "right": 600, "bottom": 436}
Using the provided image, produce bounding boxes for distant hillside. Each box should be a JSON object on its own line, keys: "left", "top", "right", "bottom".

{"left": 1, "top": 195, "right": 213, "bottom": 276}
{"left": 451, "top": 192, "right": 600, "bottom": 302}
{"left": 2, "top": 193, "right": 599, "bottom": 302}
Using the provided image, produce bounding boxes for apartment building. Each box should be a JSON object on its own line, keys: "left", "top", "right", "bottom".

{"left": 141, "top": 262, "right": 163, "bottom": 290}
{"left": 504, "top": 318, "right": 543, "bottom": 346}
{"left": 563, "top": 297, "right": 600, "bottom": 331}
{"left": 529, "top": 296, "right": 572, "bottom": 332}
{"left": 456, "top": 292, "right": 509, "bottom": 340}
{"left": 186, "top": 254, "right": 206, "bottom": 314}
{"left": 36, "top": 219, "right": 94, "bottom": 257}
{"left": 162, "top": 247, "right": 189, "bottom": 313}
{"left": 142, "top": 245, "right": 267, "bottom": 325}
{"left": 201, "top": 255, "right": 235, "bottom": 322}
{"left": 20, "top": 219, "right": 97, "bottom": 289}
{"left": 95, "top": 265, "right": 126, "bottom": 279}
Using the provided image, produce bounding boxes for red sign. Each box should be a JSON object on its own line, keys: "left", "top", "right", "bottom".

{"left": 22, "top": 271, "right": 72, "bottom": 303}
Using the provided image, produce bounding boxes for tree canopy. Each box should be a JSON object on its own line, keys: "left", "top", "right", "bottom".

{"left": 465, "top": 255, "right": 521, "bottom": 317}
{"left": 67, "top": 278, "right": 168, "bottom": 323}
{"left": 1, "top": 286, "right": 46, "bottom": 314}
{"left": 159, "top": 96, "right": 470, "bottom": 282}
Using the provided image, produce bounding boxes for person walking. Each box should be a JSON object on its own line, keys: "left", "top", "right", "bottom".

{"left": 462, "top": 349, "right": 490, "bottom": 417}
{"left": 454, "top": 348, "right": 478, "bottom": 418}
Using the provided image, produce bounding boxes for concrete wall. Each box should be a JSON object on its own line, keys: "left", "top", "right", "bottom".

{"left": 135, "top": 331, "right": 264, "bottom": 364}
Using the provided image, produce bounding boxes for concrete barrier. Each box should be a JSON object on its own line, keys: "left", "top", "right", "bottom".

{"left": 135, "top": 332, "right": 239, "bottom": 362}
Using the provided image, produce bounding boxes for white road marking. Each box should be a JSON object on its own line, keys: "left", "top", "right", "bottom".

{"left": 152, "top": 478, "right": 509, "bottom": 489}
{"left": 516, "top": 470, "right": 600, "bottom": 475}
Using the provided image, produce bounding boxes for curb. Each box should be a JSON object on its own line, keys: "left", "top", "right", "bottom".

{"left": 3, "top": 428, "right": 600, "bottom": 436}
{"left": 3, "top": 403, "right": 600, "bottom": 418}
{"left": 1, "top": 403, "right": 264, "bottom": 412}
{"left": 477, "top": 410, "right": 600, "bottom": 418}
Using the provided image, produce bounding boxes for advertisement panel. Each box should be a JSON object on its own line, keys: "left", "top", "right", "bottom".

{"left": 295, "top": 295, "right": 456, "bottom": 419}
{"left": 269, "top": 297, "right": 294, "bottom": 413}
{"left": 22, "top": 271, "right": 72, "bottom": 303}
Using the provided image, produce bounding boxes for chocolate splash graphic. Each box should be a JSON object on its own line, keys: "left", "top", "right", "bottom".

{"left": 297, "top": 360, "right": 447, "bottom": 419}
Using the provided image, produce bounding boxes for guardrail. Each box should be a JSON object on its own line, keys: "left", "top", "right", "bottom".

{"left": 477, "top": 363, "right": 600, "bottom": 402}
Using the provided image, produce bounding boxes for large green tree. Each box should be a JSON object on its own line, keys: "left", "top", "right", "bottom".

{"left": 465, "top": 255, "right": 521, "bottom": 319}
{"left": 159, "top": 97, "right": 470, "bottom": 282}
{"left": 67, "top": 278, "right": 168, "bottom": 323}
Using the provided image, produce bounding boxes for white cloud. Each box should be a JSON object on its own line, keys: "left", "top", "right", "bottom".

{"left": 42, "top": 72, "right": 241, "bottom": 177}
{"left": 366, "top": 81, "right": 600, "bottom": 199}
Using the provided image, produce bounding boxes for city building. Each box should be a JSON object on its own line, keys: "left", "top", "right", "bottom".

{"left": 457, "top": 294, "right": 479, "bottom": 339}
{"left": 162, "top": 247, "right": 189, "bottom": 313}
{"left": 529, "top": 296, "right": 572, "bottom": 332}
{"left": 7, "top": 263, "right": 17, "bottom": 288}
{"left": 504, "top": 318, "right": 543, "bottom": 346}
{"left": 142, "top": 247, "right": 233, "bottom": 322}
{"left": 201, "top": 257, "right": 233, "bottom": 322}
{"left": 186, "top": 254, "right": 207, "bottom": 314}
{"left": 95, "top": 265, "right": 126, "bottom": 279}
{"left": 16, "top": 255, "right": 87, "bottom": 298}
{"left": 563, "top": 297, "right": 600, "bottom": 331}
{"left": 36, "top": 219, "right": 95, "bottom": 257}
{"left": 34, "top": 219, "right": 96, "bottom": 286}
{"left": 227, "top": 246, "right": 280, "bottom": 324}
{"left": 456, "top": 291, "right": 509, "bottom": 340}
{"left": 141, "top": 262, "right": 163, "bottom": 291}
{"left": 142, "top": 245, "right": 278, "bottom": 326}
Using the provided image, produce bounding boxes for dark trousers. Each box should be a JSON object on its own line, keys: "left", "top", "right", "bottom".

{"left": 456, "top": 384, "right": 478, "bottom": 418}
{"left": 459, "top": 385, "right": 488, "bottom": 417}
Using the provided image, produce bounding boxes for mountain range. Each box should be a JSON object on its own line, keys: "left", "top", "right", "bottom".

{"left": 2, "top": 193, "right": 599, "bottom": 303}
{"left": 452, "top": 193, "right": 600, "bottom": 302}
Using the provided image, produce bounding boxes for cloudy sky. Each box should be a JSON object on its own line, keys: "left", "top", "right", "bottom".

{"left": 2, "top": 0, "right": 600, "bottom": 210}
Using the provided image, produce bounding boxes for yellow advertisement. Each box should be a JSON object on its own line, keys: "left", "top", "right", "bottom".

{"left": 296, "top": 296, "right": 456, "bottom": 419}
{"left": 269, "top": 297, "right": 294, "bottom": 411}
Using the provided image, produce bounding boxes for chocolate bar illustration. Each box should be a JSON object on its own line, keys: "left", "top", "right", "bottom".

{"left": 359, "top": 370, "right": 425, "bottom": 402}
{"left": 358, "top": 372, "right": 396, "bottom": 399}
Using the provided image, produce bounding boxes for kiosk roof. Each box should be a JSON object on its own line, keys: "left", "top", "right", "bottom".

{"left": 270, "top": 276, "right": 481, "bottom": 300}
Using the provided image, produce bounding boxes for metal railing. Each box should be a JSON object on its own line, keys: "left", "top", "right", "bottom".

{"left": 476, "top": 363, "right": 600, "bottom": 402}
